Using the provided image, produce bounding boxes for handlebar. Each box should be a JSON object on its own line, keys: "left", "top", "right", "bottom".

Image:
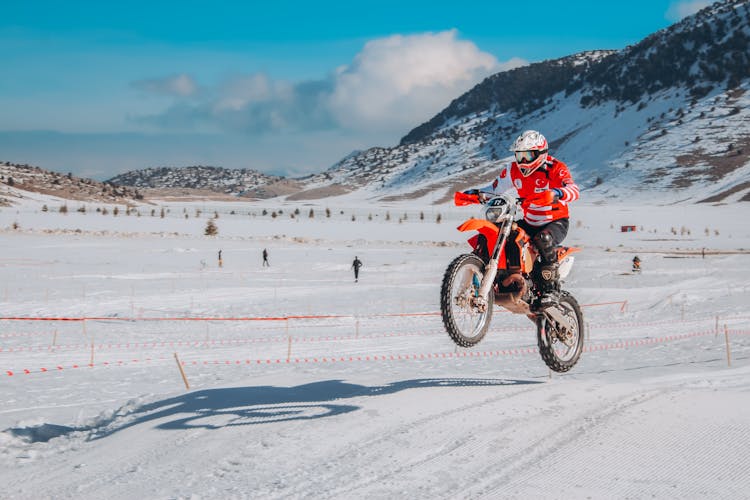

{"left": 453, "top": 191, "right": 481, "bottom": 206}
{"left": 453, "top": 190, "right": 554, "bottom": 207}
{"left": 453, "top": 191, "right": 526, "bottom": 207}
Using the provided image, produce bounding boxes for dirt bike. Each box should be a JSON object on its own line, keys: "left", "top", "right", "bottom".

{"left": 440, "top": 191, "right": 584, "bottom": 372}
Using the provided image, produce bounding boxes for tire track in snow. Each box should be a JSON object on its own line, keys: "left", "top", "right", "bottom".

{"left": 468, "top": 386, "right": 669, "bottom": 498}
{"left": 490, "top": 385, "right": 750, "bottom": 499}
{"left": 4, "top": 402, "right": 214, "bottom": 499}
{"left": 279, "top": 382, "right": 543, "bottom": 498}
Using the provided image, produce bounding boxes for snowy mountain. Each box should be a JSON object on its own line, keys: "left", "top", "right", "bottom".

{"left": 292, "top": 0, "right": 750, "bottom": 204}
{"left": 6, "top": 0, "right": 749, "bottom": 206}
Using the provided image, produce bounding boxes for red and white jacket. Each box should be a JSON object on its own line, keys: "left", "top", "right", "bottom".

{"left": 477, "top": 155, "right": 580, "bottom": 226}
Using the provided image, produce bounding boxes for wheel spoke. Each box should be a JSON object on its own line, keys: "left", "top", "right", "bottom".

{"left": 451, "top": 265, "right": 486, "bottom": 338}
{"left": 441, "top": 254, "right": 493, "bottom": 347}
{"left": 552, "top": 304, "right": 579, "bottom": 361}
{"left": 537, "top": 293, "right": 584, "bottom": 372}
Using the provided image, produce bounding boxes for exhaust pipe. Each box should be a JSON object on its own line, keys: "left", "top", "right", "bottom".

{"left": 494, "top": 273, "right": 530, "bottom": 314}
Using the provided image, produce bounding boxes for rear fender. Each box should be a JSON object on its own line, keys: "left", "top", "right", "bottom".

{"left": 557, "top": 246, "right": 581, "bottom": 261}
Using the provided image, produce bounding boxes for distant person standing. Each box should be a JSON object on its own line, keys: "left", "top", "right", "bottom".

{"left": 632, "top": 255, "right": 641, "bottom": 273}
{"left": 218, "top": 249, "right": 223, "bottom": 268}
{"left": 352, "top": 256, "right": 363, "bottom": 282}
{"left": 262, "top": 248, "right": 270, "bottom": 267}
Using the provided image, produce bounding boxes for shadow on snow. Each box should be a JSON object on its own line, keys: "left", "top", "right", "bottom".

{"left": 7, "top": 378, "right": 541, "bottom": 443}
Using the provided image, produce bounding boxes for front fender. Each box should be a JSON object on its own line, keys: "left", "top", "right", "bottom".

{"left": 457, "top": 218, "right": 498, "bottom": 234}
{"left": 458, "top": 219, "right": 499, "bottom": 254}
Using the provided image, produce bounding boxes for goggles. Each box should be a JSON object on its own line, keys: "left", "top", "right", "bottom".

{"left": 514, "top": 150, "right": 544, "bottom": 164}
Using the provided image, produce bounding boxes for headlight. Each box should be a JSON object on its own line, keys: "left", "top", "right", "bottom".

{"left": 483, "top": 194, "right": 514, "bottom": 222}
{"left": 484, "top": 206, "right": 507, "bottom": 222}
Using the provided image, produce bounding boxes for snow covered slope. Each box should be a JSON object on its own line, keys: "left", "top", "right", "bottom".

{"left": 1, "top": 195, "right": 749, "bottom": 498}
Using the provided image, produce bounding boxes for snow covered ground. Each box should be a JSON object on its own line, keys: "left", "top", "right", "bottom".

{"left": 1, "top": 194, "right": 749, "bottom": 499}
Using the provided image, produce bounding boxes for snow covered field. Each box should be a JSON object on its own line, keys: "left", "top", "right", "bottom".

{"left": 1, "top": 195, "right": 749, "bottom": 499}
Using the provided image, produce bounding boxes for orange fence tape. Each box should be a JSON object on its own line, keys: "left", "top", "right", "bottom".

{"left": 5, "top": 328, "right": 749, "bottom": 377}
{"left": 0, "top": 301, "right": 628, "bottom": 323}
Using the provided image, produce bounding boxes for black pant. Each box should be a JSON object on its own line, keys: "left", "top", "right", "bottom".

{"left": 507, "top": 218, "right": 569, "bottom": 267}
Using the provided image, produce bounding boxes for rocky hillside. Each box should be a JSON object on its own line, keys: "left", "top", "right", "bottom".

{"left": 0, "top": 161, "right": 143, "bottom": 206}
{"left": 403, "top": 1, "right": 750, "bottom": 144}
{"left": 291, "top": 0, "right": 750, "bottom": 204}
{"left": 106, "top": 166, "right": 300, "bottom": 199}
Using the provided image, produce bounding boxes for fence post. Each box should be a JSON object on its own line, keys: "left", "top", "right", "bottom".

{"left": 87, "top": 321, "right": 95, "bottom": 366}
{"left": 286, "top": 319, "right": 292, "bottom": 362}
{"left": 174, "top": 353, "right": 190, "bottom": 390}
{"left": 724, "top": 324, "right": 732, "bottom": 367}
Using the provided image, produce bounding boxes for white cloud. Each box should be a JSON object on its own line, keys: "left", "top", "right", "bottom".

{"left": 329, "top": 30, "right": 523, "bottom": 131}
{"left": 665, "top": 1, "right": 715, "bottom": 22}
{"left": 135, "top": 31, "right": 525, "bottom": 139}
{"left": 132, "top": 74, "right": 198, "bottom": 97}
{"left": 214, "top": 74, "right": 293, "bottom": 112}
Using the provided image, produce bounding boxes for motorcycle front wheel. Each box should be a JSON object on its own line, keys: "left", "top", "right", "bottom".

{"left": 440, "top": 254, "right": 493, "bottom": 347}
{"left": 536, "top": 291, "right": 584, "bottom": 372}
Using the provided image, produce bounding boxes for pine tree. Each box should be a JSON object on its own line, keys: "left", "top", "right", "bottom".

{"left": 204, "top": 219, "right": 218, "bottom": 236}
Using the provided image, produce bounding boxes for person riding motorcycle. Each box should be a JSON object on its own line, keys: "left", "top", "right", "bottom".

{"left": 463, "top": 130, "right": 580, "bottom": 309}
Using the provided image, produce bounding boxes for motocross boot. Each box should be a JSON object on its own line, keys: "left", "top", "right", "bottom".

{"left": 530, "top": 230, "right": 561, "bottom": 311}
{"left": 534, "top": 262, "right": 560, "bottom": 310}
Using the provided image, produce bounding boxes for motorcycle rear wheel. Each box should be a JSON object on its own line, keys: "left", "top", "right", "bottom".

{"left": 441, "top": 254, "right": 493, "bottom": 347}
{"left": 536, "top": 291, "right": 584, "bottom": 372}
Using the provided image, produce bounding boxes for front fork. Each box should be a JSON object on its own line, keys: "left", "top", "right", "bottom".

{"left": 473, "top": 220, "right": 512, "bottom": 311}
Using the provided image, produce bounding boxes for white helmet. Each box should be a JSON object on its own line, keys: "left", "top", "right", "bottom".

{"left": 509, "top": 130, "right": 548, "bottom": 177}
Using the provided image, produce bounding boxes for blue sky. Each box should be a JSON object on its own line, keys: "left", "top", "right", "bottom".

{"left": 0, "top": 0, "right": 715, "bottom": 179}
